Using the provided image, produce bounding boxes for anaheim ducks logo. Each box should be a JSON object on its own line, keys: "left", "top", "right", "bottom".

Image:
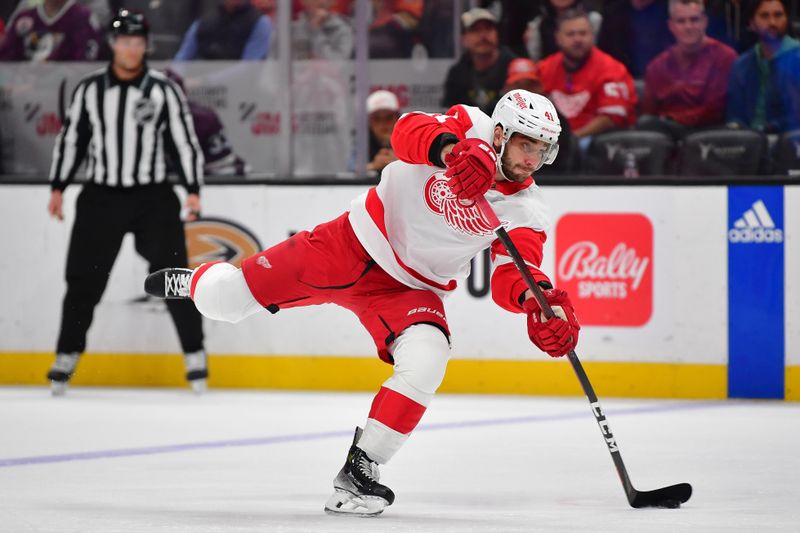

{"left": 185, "top": 217, "right": 262, "bottom": 269}
{"left": 424, "top": 174, "right": 495, "bottom": 237}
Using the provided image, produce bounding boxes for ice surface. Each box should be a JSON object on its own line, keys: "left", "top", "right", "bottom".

{"left": 1, "top": 388, "right": 798, "bottom": 532}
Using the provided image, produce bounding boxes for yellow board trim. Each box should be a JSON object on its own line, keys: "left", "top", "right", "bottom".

{"left": 0, "top": 352, "right": 742, "bottom": 400}
{"left": 787, "top": 366, "right": 800, "bottom": 401}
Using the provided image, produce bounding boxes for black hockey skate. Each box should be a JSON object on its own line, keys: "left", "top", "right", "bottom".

{"left": 324, "top": 427, "right": 395, "bottom": 517}
{"left": 144, "top": 268, "right": 193, "bottom": 299}
{"left": 47, "top": 352, "right": 79, "bottom": 396}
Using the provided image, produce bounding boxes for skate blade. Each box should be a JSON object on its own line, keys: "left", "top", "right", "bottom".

{"left": 324, "top": 490, "right": 387, "bottom": 517}
{"left": 189, "top": 379, "right": 207, "bottom": 395}
{"left": 50, "top": 381, "right": 68, "bottom": 397}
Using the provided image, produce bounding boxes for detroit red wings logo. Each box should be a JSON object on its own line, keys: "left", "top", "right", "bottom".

{"left": 424, "top": 175, "right": 495, "bottom": 237}
{"left": 549, "top": 90, "right": 590, "bottom": 119}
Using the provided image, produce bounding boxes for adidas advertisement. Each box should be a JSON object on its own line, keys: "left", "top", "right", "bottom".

{"left": 728, "top": 199, "right": 784, "bottom": 243}
{"left": 727, "top": 186, "right": 785, "bottom": 399}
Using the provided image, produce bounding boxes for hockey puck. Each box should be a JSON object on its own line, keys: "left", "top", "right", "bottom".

{"left": 660, "top": 499, "right": 681, "bottom": 509}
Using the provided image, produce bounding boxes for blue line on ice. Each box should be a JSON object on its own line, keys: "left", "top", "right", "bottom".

{"left": 0, "top": 400, "right": 724, "bottom": 468}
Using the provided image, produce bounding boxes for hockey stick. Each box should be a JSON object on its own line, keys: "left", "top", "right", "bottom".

{"left": 475, "top": 196, "right": 692, "bottom": 509}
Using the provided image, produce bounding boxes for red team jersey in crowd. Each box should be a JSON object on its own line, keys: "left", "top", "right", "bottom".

{"left": 538, "top": 48, "right": 637, "bottom": 131}
{"left": 348, "top": 104, "right": 554, "bottom": 314}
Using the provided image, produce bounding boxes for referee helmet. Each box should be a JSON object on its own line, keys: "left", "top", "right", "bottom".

{"left": 110, "top": 9, "right": 149, "bottom": 38}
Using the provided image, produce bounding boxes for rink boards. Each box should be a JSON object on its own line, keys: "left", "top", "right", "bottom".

{"left": 0, "top": 184, "right": 797, "bottom": 400}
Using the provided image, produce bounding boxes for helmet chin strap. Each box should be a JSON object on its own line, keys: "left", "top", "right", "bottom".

{"left": 496, "top": 139, "right": 514, "bottom": 182}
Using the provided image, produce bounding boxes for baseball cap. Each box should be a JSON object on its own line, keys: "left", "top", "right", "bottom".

{"left": 505, "top": 58, "right": 540, "bottom": 86}
{"left": 366, "top": 90, "right": 400, "bottom": 114}
{"left": 461, "top": 8, "right": 498, "bottom": 31}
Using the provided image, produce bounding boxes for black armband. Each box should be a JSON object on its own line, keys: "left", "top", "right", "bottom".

{"left": 428, "top": 133, "right": 459, "bottom": 168}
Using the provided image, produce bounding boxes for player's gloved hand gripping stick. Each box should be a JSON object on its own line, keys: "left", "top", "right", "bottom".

{"left": 475, "top": 195, "right": 693, "bottom": 509}
{"left": 444, "top": 138, "right": 497, "bottom": 201}
{"left": 523, "top": 289, "right": 580, "bottom": 357}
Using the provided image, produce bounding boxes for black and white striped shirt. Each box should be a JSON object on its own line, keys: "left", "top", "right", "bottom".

{"left": 50, "top": 66, "right": 203, "bottom": 193}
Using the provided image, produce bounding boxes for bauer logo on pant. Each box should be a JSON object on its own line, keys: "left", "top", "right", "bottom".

{"left": 406, "top": 306, "right": 446, "bottom": 322}
{"left": 555, "top": 213, "right": 653, "bottom": 326}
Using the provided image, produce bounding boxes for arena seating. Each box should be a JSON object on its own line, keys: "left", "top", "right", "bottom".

{"left": 585, "top": 130, "right": 674, "bottom": 176}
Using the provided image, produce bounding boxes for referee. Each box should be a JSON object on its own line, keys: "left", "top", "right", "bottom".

{"left": 46, "top": 9, "right": 207, "bottom": 395}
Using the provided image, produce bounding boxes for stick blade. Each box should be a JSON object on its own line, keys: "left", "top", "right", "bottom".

{"left": 629, "top": 483, "right": 692, "bottom": 508}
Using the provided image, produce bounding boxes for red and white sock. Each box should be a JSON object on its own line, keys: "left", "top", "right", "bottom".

{"left": 357, "top": 324, "right": 450, "bottom": 464}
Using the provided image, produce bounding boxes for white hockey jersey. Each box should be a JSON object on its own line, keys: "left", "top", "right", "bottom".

{"left": 348, "top": 104, "right": 554, "bottom": 313}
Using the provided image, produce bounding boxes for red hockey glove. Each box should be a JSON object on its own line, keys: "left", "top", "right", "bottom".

{"left": 523, "top": 289, "right": 580, "bottom": 357}
{"left": 443, "top": 138, "right": 497, "bottom": 201}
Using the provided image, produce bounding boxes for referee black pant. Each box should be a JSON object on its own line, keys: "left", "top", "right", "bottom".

{"left": 56, "top": 184, "right": 204, "bottom": 354}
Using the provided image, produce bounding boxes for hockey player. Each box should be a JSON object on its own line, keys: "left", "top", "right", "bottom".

{"left": 144, "top": 89, "right": 580, "bottom": 516}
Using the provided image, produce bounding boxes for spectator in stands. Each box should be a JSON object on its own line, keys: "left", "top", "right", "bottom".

{"left": 175, "top": 0, "right": 271, "bottom": 60}
{"left": 539, "top": 8, "right": 637, "bottom": 139}
{"left": 369, "top": 0, "right": 423, "bottom": 58}
{"left": 165, "top": 69, "right": 249, "bottom": 177}
{"left": 292, "top": 0, "right": 354, "bottom": 59}
{"left": 502, "top": 57, "right": 575, "bottom": 175}
{"left": 727, "top": 0, "right": 800, "bottom": 133}
{"left": 597, "top": 0, "right": 674, "bottom": 77}
{"left": 442, "top": 8, "right": 516, "bottom": 115}
{"left": 8, "top": 0, "right": 112, "bottom": 26}
{"left": 524, "top": 0, "right": 602, "bottom": 61}
{"left": 640, "top": 0, "right": 737, "bottom": 137}
{"left": 366, "top": 89, "right": 400, "bottom": 175}
{"left": 0, "top": 0, "right": 103, "bottom": 61}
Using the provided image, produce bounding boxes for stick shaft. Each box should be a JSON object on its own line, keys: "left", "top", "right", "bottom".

{"left": 475, "top": 196, "right": 637, "bottom": 501}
